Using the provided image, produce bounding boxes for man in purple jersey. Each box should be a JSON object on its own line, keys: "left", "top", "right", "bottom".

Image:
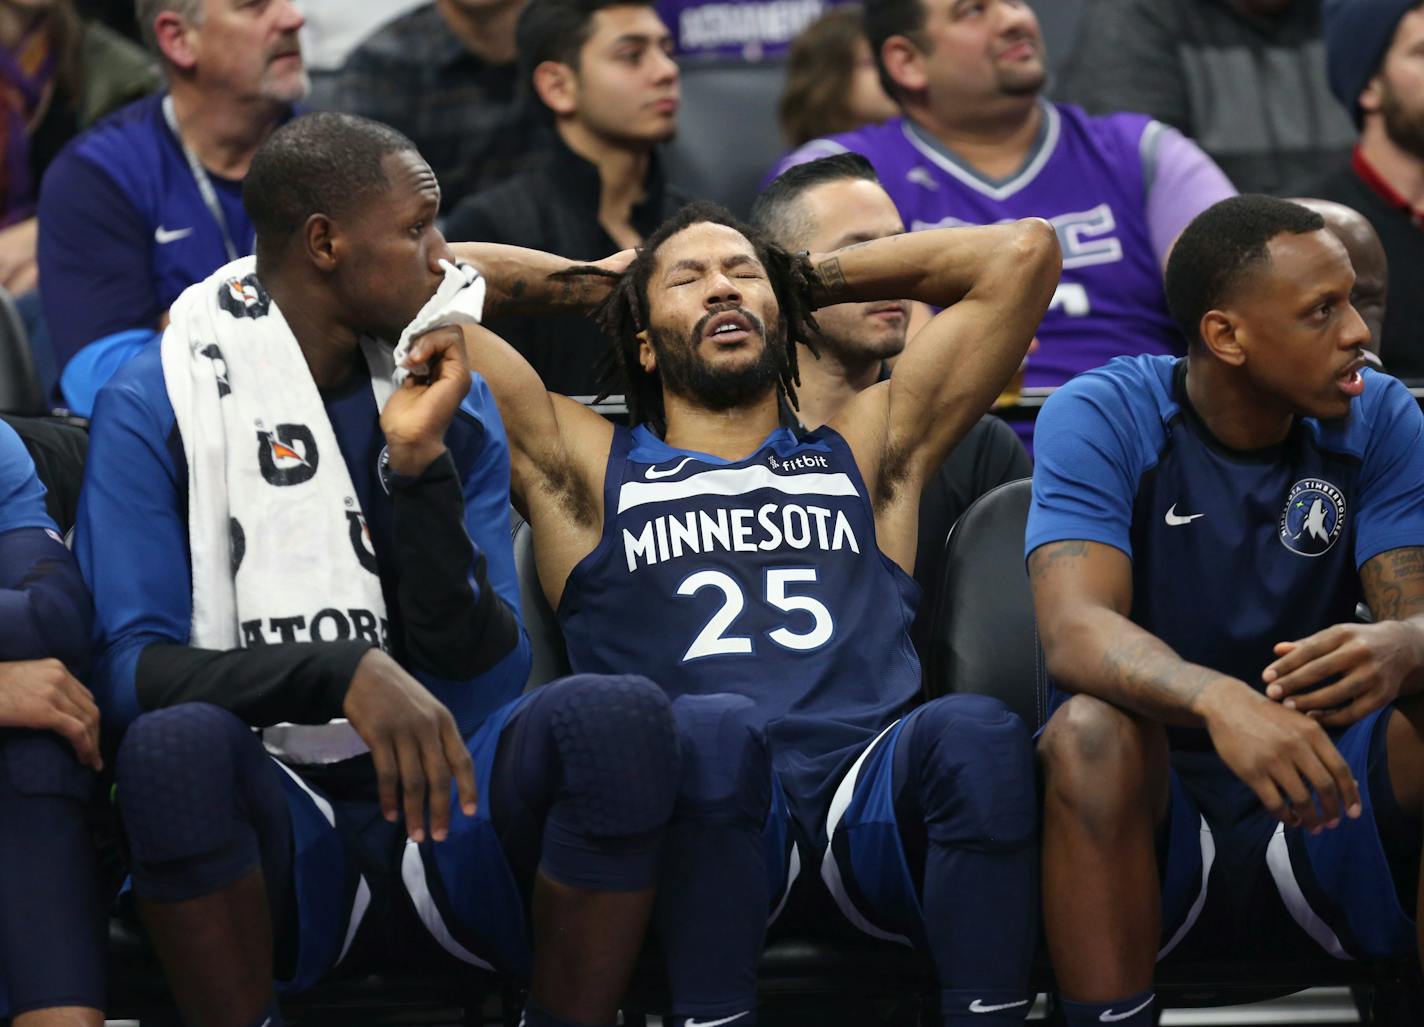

{"left": 770, "top": 0, "right": 1236, "bottom": 430}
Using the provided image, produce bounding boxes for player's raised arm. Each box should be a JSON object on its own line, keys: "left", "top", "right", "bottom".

{"left": 815, "top": 219, "right": 1059, "bottom": 488}
{"left": 446, "top": 242, "right": 625, "bottom": 514}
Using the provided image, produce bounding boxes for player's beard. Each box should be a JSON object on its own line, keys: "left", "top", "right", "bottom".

{"left": 1380, "top": 74, "right": 1424, "bottom": 161}
{"left": 652, "top": 309, "right": 783, "bottom": 411}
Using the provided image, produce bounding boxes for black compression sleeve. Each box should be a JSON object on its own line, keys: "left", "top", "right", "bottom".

{"left": 135, "top": 641, "right": 372, "bottom": 726}
{"left": 390, "top": 450, "right": 520, "bottom": 679}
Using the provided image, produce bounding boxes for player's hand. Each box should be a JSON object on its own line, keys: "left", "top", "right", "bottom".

{"left": 1201, "top": 681, "right": 1361, "bottom": 832}
{"left": 0, "top": 659, "right": 102, "bottom": 771}
{"left": 592, "top": 248, "right": 636, "bottom": 277}
{"left": 1263, "top": 621, "right": 1424, "bottom": 728}
{"left": 341, "top": 649, "right": 477, "bottom": 843}
{"left": 381, "top": 325, "right": 472, "bottom": 477}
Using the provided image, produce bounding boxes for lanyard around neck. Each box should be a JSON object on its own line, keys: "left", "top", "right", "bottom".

{"left": 162, "top": 94, "right": 241, "bottom": 263}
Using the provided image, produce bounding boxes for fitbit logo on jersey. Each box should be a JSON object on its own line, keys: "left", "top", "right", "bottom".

{"left": 767, "top": 452, "right": 829, "bottom": 472}
{"left": 623, "top": 503, "right": 860, "bottom": 572}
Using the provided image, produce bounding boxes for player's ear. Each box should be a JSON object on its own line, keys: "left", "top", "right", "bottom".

{"left": 1198, "top": 309, "right": 1245, "bottom": 367}
{"left": 303, "top": 213, "right": 338, "bottom": 273}
{"left": 1358, "top": 73, "right": 1385, "bottom": 118}
{"left": 879, "top": 35, "right": 927, "bottom": 95}
{"left": 637, "top": 329, "right": 657, "bottom": 373}
{"left": 533, "top": 61, "right": 579, "bottom": 118}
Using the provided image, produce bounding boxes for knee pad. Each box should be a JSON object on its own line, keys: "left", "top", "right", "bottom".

{"left": 542, "top": 674, "right": 680, "bottom": 838}
{"left": 670, "top": 693, "right": 771, "bottom": 825}
{"left": 0, "top": 729, "right": 92, "bottom": 802}
{"left": 116, "top": 703, "right": 264, "bottom": 864}
{"left": 903, "top": 695, "right": 1035, "bottom": 850}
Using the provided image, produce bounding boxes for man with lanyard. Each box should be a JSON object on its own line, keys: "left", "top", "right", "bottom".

{"left": 37, "top": 0, "right": 307, "bottom": 415}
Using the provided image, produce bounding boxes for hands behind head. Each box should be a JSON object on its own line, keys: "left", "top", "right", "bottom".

{"left": 593, "top": 248, "right": 637, "bottom": 277}
{"left": 342, "top": 649, "right": 477, "bottom": 844}
{"left": 380, "top": 325, "right": 472, "bottom": 478}
{"left": 0, "top": 659, "right": 103, "bottom": 771}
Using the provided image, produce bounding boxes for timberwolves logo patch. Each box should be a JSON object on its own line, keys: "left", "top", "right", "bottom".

{"left": 257, "top": 424, "right": 319, "bottom": 486}
{"left": 377, "top": 446, "right": 394, "bottom": 494}
{"left": 1279, "top": 478, "right": 1345, "bottom": 557}
{"left": 218, "top": 273, "right": 272, "bottom": 319}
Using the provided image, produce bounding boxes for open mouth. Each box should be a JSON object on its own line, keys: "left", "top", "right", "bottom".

{"left": 704, "top": 310, "right": 755, "bottom": 345}
{"left": 1336, "top": 355, "right": 1367, "bottom": 399}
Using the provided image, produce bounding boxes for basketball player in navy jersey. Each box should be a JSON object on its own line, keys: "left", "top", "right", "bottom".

{"left": 454, "top": 201, "right": 1059, "bottom": 1026}
{"left": 1028, "top": 194, "right": 1424, "bottom": 1027}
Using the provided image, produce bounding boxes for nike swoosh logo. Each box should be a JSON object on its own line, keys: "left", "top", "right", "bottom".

{"left": 1100, "top": 995, "right": 1154, "bottom": 1022}
{"left": 686, "top": 1014, "right": 750, "bottom": 1027}
{"left": 1164, "top": 503, "right": 1204, "bottom": 527}
{"left": 969, "top": 998, "right": 1031, "bottom": 1014}
{"left": 645, "top": 457, "right": 694, "bottom": 480}
{"left": 155, "top": 225, "right": 194, "bottom": 244}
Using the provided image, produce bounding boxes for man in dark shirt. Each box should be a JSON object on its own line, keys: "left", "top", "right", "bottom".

{"left": 324, "top": 1, "right": 547, "bottom": 214}
{"left": 445, "top": 0, "right": 686, "bottom": 398}
{"left": 1308, "top": 0, "right": 1424, "bottom": 378}
{"left": 1059, "top": 0, "right": 1356, "bottom": 196}
{"left": 751, "top": 153, "right": 1030, "bottom": 659}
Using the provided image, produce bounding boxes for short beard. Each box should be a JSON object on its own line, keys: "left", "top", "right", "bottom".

{"left": 652, "top": 308, "right": 784, "bottom": 411}
{"left": 1380, "top": 75, "right": 1424, "bottom": 161}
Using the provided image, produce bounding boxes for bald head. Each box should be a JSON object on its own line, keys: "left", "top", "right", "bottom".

{"left": 1292, "top": 198, "right": 1388, "bottom": 358}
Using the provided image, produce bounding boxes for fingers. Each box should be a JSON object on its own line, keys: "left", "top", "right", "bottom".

{"left": 1284, "top": 671, "right": 1383, "bottom": 715}
{"left": 441, "top": 715, "right": 478, "bottom": 818}
{"left": 1317, "top": 697, "right": 1382, "bottom": 732}
{"left": 395, "top": 735, "right": 429, "bottom": 843}
{"left": 1264, "top": 627, "right": 1353, "bottom": 698}
{"left": 418, "top": 725, "right": 454, "bottom": 843}
{"left": 1309, "top": 730, "right": 1362, "bottom": 820}
{"left": 45, "top": 707, "right": 102, "bottom": 772}
{"left": 371, "top": 742, "right": 401, "bottom": 824}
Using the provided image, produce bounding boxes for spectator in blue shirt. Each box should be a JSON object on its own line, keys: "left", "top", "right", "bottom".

{"left": 36, "top": 0, "right": 307, "bottom": 416}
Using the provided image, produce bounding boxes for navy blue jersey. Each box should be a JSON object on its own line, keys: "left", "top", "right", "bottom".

{"left": 559, "top": 424, "right": 922, "bottom": 841}
{"left": 1027, "top": 355, "right": 1424, "bottom": 742}
{"left": 76, "top": 343, "right": 529, "bottom": 735}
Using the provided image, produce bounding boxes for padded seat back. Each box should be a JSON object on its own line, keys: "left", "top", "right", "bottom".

{"left": 926, "top": 478, "right": 1047, "bottom": 730}
{"left": 513, "top": 518, "right": 572, "bottom": 689}
{"left": 1, "top": 414, "right": 88, "bottom": 534}
{"left": 0, "top": 287, "right": 45, "bottom": 416}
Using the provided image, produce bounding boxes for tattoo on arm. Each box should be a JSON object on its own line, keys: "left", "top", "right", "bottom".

{"left": 812, "top": 257, "right": 848, "bottom": 305}
{"left": 1026, "top": 540, "right": 1089, "bottom": 578}
{"left": 1362, "top": 547, "right": 1424, "bottom": 621}
{"left": 1097, "top": 632, "right": 1220, "bottom": 724}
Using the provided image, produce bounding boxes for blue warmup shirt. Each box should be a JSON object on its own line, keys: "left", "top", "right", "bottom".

{"left": 0, "top": 419, "right": 93, "bottom": 671}
{"left": 558, "top": 424, "right": 923, "bottom": 846}
{"left": 1027, "top": 355, "right": 1424, "bottom": 745}
{"left": 76, "top": 343, "right": 529, "bottom": 736}
{"left": 37, "top": 93, "right": 277, "bottom": 376}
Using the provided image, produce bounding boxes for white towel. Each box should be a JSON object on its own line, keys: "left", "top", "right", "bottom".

{"left": 161, "top": 256, "right": 398, "bottom": 764}
{"left": 391, "top": 258, "right": 486, "bottom": 386}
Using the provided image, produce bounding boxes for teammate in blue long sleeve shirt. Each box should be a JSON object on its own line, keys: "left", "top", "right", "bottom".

{"left": 0, "top": 419, "right": 105, "bottom": 1026}
{"left": 76, "top": 114, "right": 683, "bottom": 1027}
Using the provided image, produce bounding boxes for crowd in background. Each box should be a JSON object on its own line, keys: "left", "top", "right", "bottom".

{"left": 1, "top": 0, "right": 1419, "bottom": 425}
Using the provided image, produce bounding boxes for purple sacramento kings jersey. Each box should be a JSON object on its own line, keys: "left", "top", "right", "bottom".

{"left": 558, "top": 423, "right": 922, "bottom": 841}
{"left": 775, "top": 104, "right": 1183, "bottom": 388}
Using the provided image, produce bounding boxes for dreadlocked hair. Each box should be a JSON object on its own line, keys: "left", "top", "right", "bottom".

{"left": 555, "top": 201, "right": 822, "bottom": 433}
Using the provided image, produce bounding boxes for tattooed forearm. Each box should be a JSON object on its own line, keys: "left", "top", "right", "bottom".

{"left": 1362, "top": 547, "right": 1424, "bottom": 621}
{"left": 1095, "top": 632, "right": 1225, "bottom": 726}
